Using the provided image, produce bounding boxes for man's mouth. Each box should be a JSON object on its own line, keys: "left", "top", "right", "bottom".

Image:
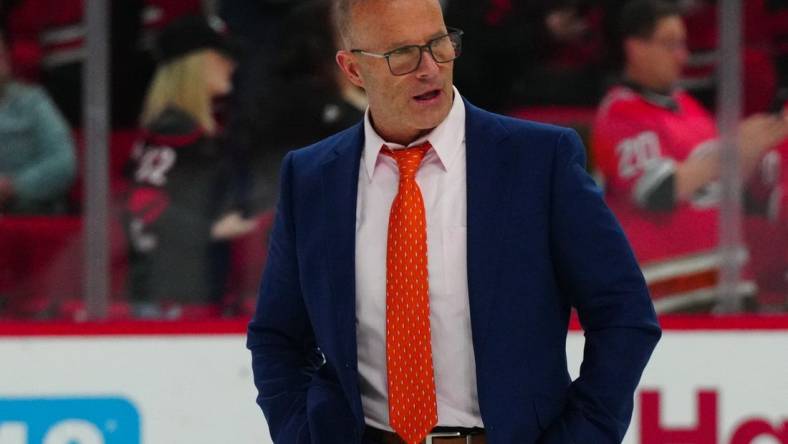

{"left": 413, "top": 89, "right": 441, "bottom": 102}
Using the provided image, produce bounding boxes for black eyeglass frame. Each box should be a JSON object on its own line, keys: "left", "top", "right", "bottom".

{"left": 350, "top": 28, "right": 464, "bottom": 76}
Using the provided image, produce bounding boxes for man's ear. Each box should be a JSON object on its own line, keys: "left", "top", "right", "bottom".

{"left": 336, "top": 50, "right": 365, "bottom": 89}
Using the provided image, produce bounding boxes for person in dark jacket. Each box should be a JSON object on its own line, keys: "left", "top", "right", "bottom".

{"left": 226, "top": 0, "right": 366, "bottom": 214}
{"left": 125, "top": 15, "right": 257, "bottom": 319}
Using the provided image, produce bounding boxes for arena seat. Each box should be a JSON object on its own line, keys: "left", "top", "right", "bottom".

{"left": 0, "top": 215, "right": 130, "bottom": 321}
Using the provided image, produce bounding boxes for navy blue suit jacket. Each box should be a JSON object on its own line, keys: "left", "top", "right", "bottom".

{"left": 247, "top": 99, "right": 661, "bottom": 443}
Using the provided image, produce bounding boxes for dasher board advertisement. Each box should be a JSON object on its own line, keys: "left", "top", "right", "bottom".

{"left": 0, "top": 317, "right": 785, "bottom": 444}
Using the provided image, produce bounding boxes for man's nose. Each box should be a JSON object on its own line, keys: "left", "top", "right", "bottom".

{"left": 415, "top": 47, "right": 441, "bottom": 78}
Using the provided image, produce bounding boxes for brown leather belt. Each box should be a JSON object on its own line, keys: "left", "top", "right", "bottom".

{"left": 364, "top": 426, "right": 486, "bottom": 444}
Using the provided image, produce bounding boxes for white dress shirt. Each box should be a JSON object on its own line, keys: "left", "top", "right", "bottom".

{"left": 355, "top": 87, "right": 483, "bottom": 430}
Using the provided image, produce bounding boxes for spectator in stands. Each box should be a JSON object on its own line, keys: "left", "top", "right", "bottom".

{"left": 4, "top": 0, "right": 202, "bottom": 128}
{"left": 743, "top": 96, "right": 788, "bottom": 312}
{"left": 0, "top": 28, "right": 76, "bottom": 215}
{"left": 678, "top": 0, "right": 779, "bottom": 115}
{"left": 131, "top": 0, "right": 205, "bottom": 129}
{"left": 125, "top": 16, "right": 257, "bottom": 319}
{"left": 228, "top": 0, "right": 365, "bottom": 214}
{"left": 591, "top": 0, "right": 788, "bottom": 265}
{"left": 445, "top": 0, "right": 606, "bottom": 112}
{"left": 219, "top": 0, "right": 308, "bottom": 211}
{"left": 217, "top": 0, "right": 365, "bottom": 316}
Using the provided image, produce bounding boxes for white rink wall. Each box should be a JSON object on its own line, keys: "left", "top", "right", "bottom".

{"left": 0, "top": 320, "right": 786, "bottom": 444}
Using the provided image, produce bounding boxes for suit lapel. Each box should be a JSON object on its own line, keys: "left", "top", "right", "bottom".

{"left": 318, "top": 105, "right": 516, "bottom": 424}
{"left": 464, "top": 100, "right": 516, "bottom": 359}
{"left": 321, "top": 125, "right": 364, "bottom": 412}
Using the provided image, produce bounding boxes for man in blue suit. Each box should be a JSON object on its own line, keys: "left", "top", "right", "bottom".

{"left": 247, "top": 0, "right": 661, "bottom": 442}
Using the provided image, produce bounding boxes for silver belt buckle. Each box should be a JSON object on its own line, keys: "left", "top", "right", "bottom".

{"left": 425, "top": 431, "right": 472, "bottom": 444}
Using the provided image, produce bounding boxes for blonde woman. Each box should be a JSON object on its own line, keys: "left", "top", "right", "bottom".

{"left": 125, "top": 16, "right": 256, "bottom": 319}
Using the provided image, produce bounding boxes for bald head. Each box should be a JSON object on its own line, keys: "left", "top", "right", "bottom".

{"left": 333, "top": 0, "right": 443, "bottom": 48}
{"left": 332, "top": 0, "right": 358, "bottom": 48}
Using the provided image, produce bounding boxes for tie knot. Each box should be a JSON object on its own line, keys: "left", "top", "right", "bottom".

{"left": 382, "top": 142, "right": 431, "bottom": 180}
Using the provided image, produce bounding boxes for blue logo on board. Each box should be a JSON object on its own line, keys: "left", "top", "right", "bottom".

{"left": 0, "top": 397, "right": 140, "bottom": 444}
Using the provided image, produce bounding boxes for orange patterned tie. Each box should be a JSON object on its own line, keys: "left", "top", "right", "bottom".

{"left": 383, "top": 142, "right": 437, "bottom": 444}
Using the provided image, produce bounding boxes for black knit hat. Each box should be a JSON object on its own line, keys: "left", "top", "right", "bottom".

{"left": 154, "top": 15, "right": 239, "bottom": 64}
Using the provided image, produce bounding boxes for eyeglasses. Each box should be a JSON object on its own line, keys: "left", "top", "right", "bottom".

{"left": 351, "top": 28, "right": 463, "bottom": 76}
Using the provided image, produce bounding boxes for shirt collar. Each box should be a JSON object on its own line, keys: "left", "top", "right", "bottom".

{"left": 363, "top": 86, "right": 466, "bottom": 180}
{"left": 620, "top": 78, "right": 680, "bottom": 112}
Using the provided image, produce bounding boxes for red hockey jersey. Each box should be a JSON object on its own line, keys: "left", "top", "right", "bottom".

{"left": 592, "top": 85, "right": 720, "bottom": 263}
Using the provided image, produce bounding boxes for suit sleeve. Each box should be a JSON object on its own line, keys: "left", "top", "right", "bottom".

{"left": 247, "top": 152, "right": 316, "bottom": 444}
{"left": 541, "top": 129, "right": 662, "bottom": 443}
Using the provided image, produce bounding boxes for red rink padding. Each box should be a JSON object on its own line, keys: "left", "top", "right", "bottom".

{"left": 0, "top": 315, "right": 787, "bottom": 337}
{"left": 654, "top": 314, "right": 788, "bottom": 330}
{"left": 0, "top": 319, "right": 250, "bottom": 336}
{"left": 0, "top": 216, "right": 129, "bottom": 318}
